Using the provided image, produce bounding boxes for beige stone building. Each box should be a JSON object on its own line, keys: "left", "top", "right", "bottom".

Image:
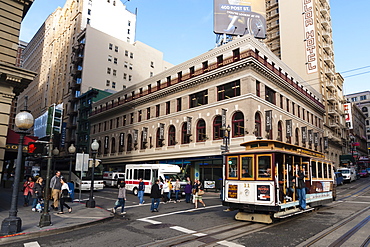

{"left": 90, "top": 35, "right": 325, "bottom": 183}
{"left": 18, "top": 0, "right": 171, "bottom": 150}
{"left": 265, "top": 0, "right": 346, "bottom": 165}
{"left": 0, "top": 0, "right": 36, "bottom": 181}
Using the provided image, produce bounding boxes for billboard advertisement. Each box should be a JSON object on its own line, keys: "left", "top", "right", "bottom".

{"left": 214, "top": 0, "right": 266, "bottom": 39}
{"left": 303, "top": 0, "right": 318, "bottom": 74}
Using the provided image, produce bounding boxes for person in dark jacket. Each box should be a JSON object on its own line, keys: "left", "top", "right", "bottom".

{"left": 296, "top": 167, "right": 306, "bottom": 210}
{"left": 138, "top": 178, "right": 145, "bottom": 205}
{"left": 150, "top": 179, "right": 161, "bottom": 212}
{"left": 184, "top": 182, "right": 192, "bottom": 203}
{"left": 31, "top": 177, "right": 44, "bottom": 212}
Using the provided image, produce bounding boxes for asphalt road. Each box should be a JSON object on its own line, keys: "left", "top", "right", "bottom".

{"left": 7, "top": 177, "right": 370, "bottom": 247}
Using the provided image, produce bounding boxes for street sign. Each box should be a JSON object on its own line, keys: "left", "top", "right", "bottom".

{"left": 75, "top": 153, "right": 89, "bottom": 172}
{"left": 221, "top": 145, "right": 227, "bottom": 151}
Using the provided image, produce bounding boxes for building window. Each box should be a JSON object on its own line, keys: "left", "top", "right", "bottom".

{"left": 277, "top": 121, "right": 283, "bottom": 141}
{"left": 112, "top": 82, "right": 116, "bottom": 88}
{"left": 298, "top": 105, "right": 301, "bottom": 118}
{"left": 124, "top": 62, "right": 128, "bottom": 68}
{"left": 107, "top": 67, "right": 111, "bottom": 74}
{"left": 147, "top": 107, "right": 151, "bottom": 119}
{"left": 116, "top": 117, "right": 119, "bottom": 128}
{"left": 130, "top": 52, "right": 133, "bottom": 58}
{"left": 232, "top": 111, "right": 245, "bottom": 137}
{"left": 148, "top": 84, "right": 152, "bottom": 93}
{"left": 150, "top": 72, "right": 153, "bottom": 77}
{"left": 114, "top": 57, "right": 117, "bottom": 64}
{"left": 292, "top": 102, "right": 295, "bottom": 115}
{"left": 362, "top": 107, "right": 368, "bottom": 112}
{"left": 108, "top": 55, "right": 112, "bottom": 62}
{"left": 128, "top": 29, "right": 130, "bottom": 34}
{"left": 168, "top": 125, "right": 176, "bottom": 146}
{"left": 127, "top": 134, "right": 132, "bottom": 151}
{"left": 166, "top": 76, "right": 171, "bottom": 87}
{"left": 280, "top": 95, "right": 283, "bottom": 109}
{"left": 156, "top": 128, "right": 164, "bottom": 148}
{"left": 88, "top": 9, "right": 91, "bottom": 15}
{"left": 295, "top": 128, "right": 299, "bottom": 145}
{"left": 157, "top": 80, "right": 161, "bottom": 90}
{"left": 138, "top": 110, "right": 142, "bottom": 122}
{"left": 181, "top": 123, "right": 190, "bottom": 144}
{"left": 217, "top": 80, "right": 240, "bottom": 101}
{"left": 196, "top": 119, "right": 207, "bottom": 142}
{"left": 150, "top": 61, "right": 154, "bottom": 68}
{"left": 123, "top": 73, "right": 127, "bottom": 80}
{"left": 129, "top": 75, "right": 132, "bottom": 81}
{"left": 109, "top": 43, "right": 113, "bottom": 50}
{"left": 156, "top": 104, "right": 160, "bottom": 117}
{"left": 190, "top": 90, "right": 208, "bottom": 108}
{"left": 123, "top": 115, "right": 126, "bottom": 126}
{"left": 217, "top": 55, "right": 223, "bottom": 65}
{"left": 129, "top": 63, "right": 133, "bottom": 70}
{"left": 254, "top": 112, "right": 261, "bottom": 137}
{"left": 177, "top": 98, "right": 182, "bottom": 112}
{"left": 360, "top": 95, "right": 367, "bottom": 100}
{"left": 130, "top": 113, "right": 134, "bottom": 124}
{"left": 113, "top": 69, "right": 116, "bottom": 76}
{"left": 351, "top": 97, "right": 357, "bottom": 102}
{"left": 115, "top": 46, "right": 118, "bottom": 52}
{"left": 111, "top": 137, "right": 116, "bottom": 153}
{"left": 202, "top": 61, "right": 208, "bottom": 70}
{"left": 286, "top": 99, "right": 290, "bottom": 112}
{"left": 106, "top": 80, "right": 110, "bottom": 86}
{"left": 125, "top": 50, "right": 128, "bottom": 56}
{"left": 213, "top": 116, "right": 223, "bottom": 140}
{"left": 166, "top": 101, "right": 170, "bottom": 115}
{"left": 87, "top": 18, "right": 90, "bottom": 24}
{"left": 265, "top": 86, "right": 276, "bottom": 104}
{"left": 256, "top": 80, "right": 261, "bottom": 97}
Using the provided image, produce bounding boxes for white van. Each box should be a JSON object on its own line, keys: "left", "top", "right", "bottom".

{"left": 337, "top": 167, "right": 357, "bottom": 183}
{"left": 103, "top": 172, "right": 125, "bottom": 187}
{"left": 125, "top": 164, "right": 186, "bottom": 196}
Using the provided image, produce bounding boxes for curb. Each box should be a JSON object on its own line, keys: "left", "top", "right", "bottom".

{"left": 0, "top": 214, "right": 114, "bottom": 246}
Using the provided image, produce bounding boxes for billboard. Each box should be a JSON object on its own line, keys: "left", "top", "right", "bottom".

{"left": 214, "top": 0, "right": 266, "bottom": 39}
{"left": 344, "top": 103, "right": 353, "bottom": 129}
{"left": 303, "top": 0, "right": 318, "bottom": 74}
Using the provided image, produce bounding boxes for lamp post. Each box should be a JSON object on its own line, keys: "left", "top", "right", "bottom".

{"left": 52, "top": 147, "right": 59, "bottom": 175}
{"left": 86, "top": 140, "right": 99, "bottom": 208}
{"left": 68, "top": 144, "right": 76, "bottom": 182}
{"left": 1, "top": 102, "right": 34, "bottom": 235}
{"left": 222, "top": 124, "right": 231, "bottom": 153}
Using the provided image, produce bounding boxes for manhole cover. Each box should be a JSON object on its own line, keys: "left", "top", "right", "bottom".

{"left": 144, "top": 223, "right": 173, "bottom": 229}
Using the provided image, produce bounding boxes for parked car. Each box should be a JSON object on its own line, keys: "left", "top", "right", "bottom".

{"left": 335, "top": 172, "right": 344, "bottom": 186}
{"left": 358, "top": 170, "right": 369, "bottom": 178}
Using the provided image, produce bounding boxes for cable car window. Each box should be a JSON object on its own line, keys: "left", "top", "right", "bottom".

{"left": 227, "top": 156, "right": 238, "bottom": 179}
{"left": 258, "top": 155, "right": 272, "bottom": 179}
{"left": 241, "top": 156, "right": 253, "bottom": 179}
{"left": 311, "top": 161, "right": 317, "bottom": 178}
{"left": 323, "top": 163, "right": 328, "bottom": 178}
{"left": 318, "top": 162, "right": 323, "bottom": 178}
{"left": 328, "top": 164, "right": 332, "bottom": 178}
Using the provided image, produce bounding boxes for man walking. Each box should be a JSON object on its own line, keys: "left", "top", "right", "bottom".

{"left": 150, "top": 179, "right": 161, "bottom": 212}
{"left": 50, "top": 171, "right": 62, "bottom": 210}
{"left": 138, "top": 178, "right": 145, "bottom": 205}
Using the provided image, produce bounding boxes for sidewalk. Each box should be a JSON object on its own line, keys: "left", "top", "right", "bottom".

{"left": 0, "top": 187, "right": 113, "bottom": 245}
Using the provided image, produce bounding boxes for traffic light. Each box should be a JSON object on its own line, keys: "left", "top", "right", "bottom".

{"left": 27, "top": 142, "right": 47, "bottom": 156}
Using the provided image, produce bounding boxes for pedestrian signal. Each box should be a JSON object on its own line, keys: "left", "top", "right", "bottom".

{"left": 27, "top": 142, "right": 46, "bottom": 156}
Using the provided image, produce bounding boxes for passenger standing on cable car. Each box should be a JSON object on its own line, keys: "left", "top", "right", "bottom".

{"left": 296, "top": 167, "right": 306, "bottom": 210}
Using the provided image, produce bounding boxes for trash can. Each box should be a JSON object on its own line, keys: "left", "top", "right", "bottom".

{"left": 68, "top": 182, "right": 75, "bottom": 202}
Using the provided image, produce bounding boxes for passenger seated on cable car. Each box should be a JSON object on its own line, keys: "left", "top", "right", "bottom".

{"left": 261, "top": 168, "right": 271, "bottom": 178}
{"left": 278, "top": 170, "right": 295, "bottom": 202}
{"left": 242, "top": 169, "right": 251, "bottom": 178}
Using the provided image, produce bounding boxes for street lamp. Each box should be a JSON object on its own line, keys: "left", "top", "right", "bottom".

{"left": 1, "top": 102, "right": 34, "bottom": 235}
{"left": 86, "top": 139, "right": 99, "bottom": 208}
{"left": 222, "top": 125, "right": 231, "bottom": 152}
{"left": 68, "top": 144, "right": 76, "bottom": 181}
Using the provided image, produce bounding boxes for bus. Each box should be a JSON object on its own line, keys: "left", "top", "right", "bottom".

{"left": 125, "top": 164, "right": 186, "bottom": 196}
{"left": 222, "top": 140, "right": 335, "bottom": 224}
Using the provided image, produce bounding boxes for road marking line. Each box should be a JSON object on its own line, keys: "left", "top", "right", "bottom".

{"left": 143, "top": 205, "right": 222, "bottom": 220}
{"left": 217, "top": 240, "right": 245, "bottom": 247}
{"left": 138, "top": 218, "right": 162, "bottom": 224}
{"left": 170, "top": 226, "right": 196, "bottom": 234}
{"left": 24, "top": 241, "right": 41, "bottom": 247}
{"left": 193, "top": 232, "right": 207, "bottom": 237}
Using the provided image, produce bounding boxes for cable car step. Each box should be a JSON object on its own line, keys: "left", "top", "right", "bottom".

{"left": 274, "top": 207, "right": 314, "bottom": 219}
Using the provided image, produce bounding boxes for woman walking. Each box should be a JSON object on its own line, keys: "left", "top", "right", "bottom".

{"left": 112, "top": 181, "right": 126, "bottom": 215}
{"left": 58, "top": 178, "right": 72, "bottom": 214}
{"left": 31, "top": 177, "right": 44, "bottom": 212}
{"left": 23, "top": 176, "right": 34, "bottom": 207}
{"left": 184, "top": 181, "right": 192, "bottom": 203}
{"left": 194, "top": 179, "right": 206, "bottom": 209}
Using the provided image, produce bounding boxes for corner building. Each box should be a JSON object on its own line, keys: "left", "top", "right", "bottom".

{"left": 265, "top": 0, "right": 346, "bottom": 165}
{"left": 90, "top": 35, "right": 325, "bottom": 184}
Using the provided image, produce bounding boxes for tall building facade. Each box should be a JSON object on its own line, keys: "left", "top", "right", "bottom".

{"left": 0, "top": 0, "right": 36, "bottom": 181}
{"left": 89, "top": 35, "right": 325, "bottom": 183}
{"left": 265, "top": 0, "right": 346, "bottom": 165}
{"left": 18, "top": 0, "right": 172, "bottom": 152}
{"left": 346, "top": 91, "right": 370, "bottom": 154}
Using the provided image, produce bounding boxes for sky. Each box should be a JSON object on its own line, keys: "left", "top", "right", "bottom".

{"left": 20, "top": 0, "right": 369, "bottom": 95}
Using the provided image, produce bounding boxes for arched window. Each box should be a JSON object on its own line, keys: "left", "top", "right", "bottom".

{"left": 111, "top": 137, "right": 116, "bottom": 153}
{"left": 362, "top": 107, "right": 368, "bottom": 112}
{"left": 254, "top": 112, "right": 261, "bottom": 137}
{"left": 197, "top": 119, "right": 207, "bottom": 142}
{"left": 156, "top": 128, "right": 163, "bottom": 147}
{"left": 168, "top": 125, "right": 176, "bottom": 146}
{"left": 140, "top": 131, "right": 146, "bottom": 150}
{"left": 104, "top": 137, "right": 109, "bottom": 155}
{"left": 181, "top": 123, "right": 190, "bottom": 144}
{"left": 232, "top": 112, "right": 244, "bottom": 137}
{"left": 295, "top": 128, "right": 299, "bottom": 145}
{"left": 213, "top": 116, "right": 223, "bottom": 140}
{"left": 277, "top": 121, "right": 283, "bottom": 141}
{"left": 127, "top": 134, "right": 133, "bottom": 151}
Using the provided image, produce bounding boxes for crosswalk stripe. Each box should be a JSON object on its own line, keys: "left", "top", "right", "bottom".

{"left": 24, "top": 241, "right": 41, "bottom": 247}
{"left": 217, "top": 240, "right": 245, "bottom": 247}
